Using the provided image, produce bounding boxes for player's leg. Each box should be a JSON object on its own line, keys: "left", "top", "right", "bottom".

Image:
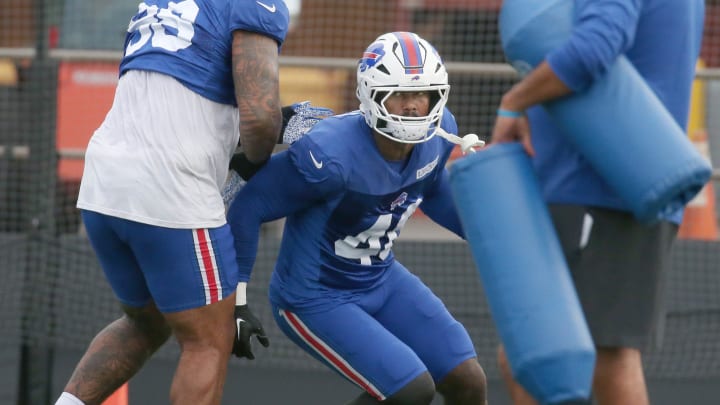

{"left": 271, "top": 301, "right": 435, "bottom": 404}
{"left": 72, "top": 213, "right": 238, "bottom": 405}
{"left": 592, "top": 346, "right": 647, "bottom": 405}
{"left": 343, "top": 375, "right": 436, "bottom": 405}
{"left": 560, "top": 206, "right": 676, "bottom": 405}
{"left": 59, "top": 302, "right": 171, "bottom": 405}
{"left": 374, "top": 262, "right": 486, "bottom": 405}
{"left": 497, "top": 203, "right": 672, "bottom": 405}
{"left": 498, "top": 205, "right": 677, "bottom": 405}
{"left": 58, "top": 211, "right": 173, "bottom": 405}
{"left": 129, "top": 221, "right": 239, "bottom": 405}
{"left": 496, "top": 345, "right": 539, "bottom": 405}
{"left": 497, "top": 346, "right": 593, "bottom": 405}
{"left": 162, "top": 297, "right": 236, "bottom": 405}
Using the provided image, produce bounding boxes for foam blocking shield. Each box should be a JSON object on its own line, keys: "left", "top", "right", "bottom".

{"left": 449, "top": 143, "right": 595, "bottom": 404}
{"left": 500, "top": 0, "right": 712, "bottom": 223}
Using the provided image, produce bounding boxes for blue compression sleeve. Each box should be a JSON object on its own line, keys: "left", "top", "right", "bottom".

{"left": 227, "top": 151, "right": 337, "bottom": 282}
{"left": 420, "top": 169, "right": 465, "bottom": 238}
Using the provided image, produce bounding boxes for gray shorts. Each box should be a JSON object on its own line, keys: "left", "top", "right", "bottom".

{"left": 549, "top": 204, "right": 678, "bottom": 350}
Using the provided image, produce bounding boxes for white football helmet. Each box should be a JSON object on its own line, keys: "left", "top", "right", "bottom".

{"left": 357, "top": 32, "right": 450, "bottom": 143}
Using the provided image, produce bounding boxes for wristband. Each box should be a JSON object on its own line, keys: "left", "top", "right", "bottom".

{"left": 235, "top": 282, "right": 247, "bottom": 306}
{"left": 497, "top": 108, "right": 523, "bottom": 118}
{"left": 229, "top": 152, "right": 268, "bottom": 181}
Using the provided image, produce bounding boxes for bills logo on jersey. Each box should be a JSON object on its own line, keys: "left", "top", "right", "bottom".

{"left": 359, "top": 43, "right": 386, "bottom": 72}
{"left": 390, "top": 192, "right": 408, "bottom": 211}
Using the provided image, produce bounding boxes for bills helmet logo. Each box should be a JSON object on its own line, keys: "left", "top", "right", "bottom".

{"left": 390, "top": 192, "right": 408, "bottom": 211}
{"left": 359, "top": 43, "right": 385, "bottom": 72}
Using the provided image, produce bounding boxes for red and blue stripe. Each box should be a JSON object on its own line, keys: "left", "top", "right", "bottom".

{"left": 393, "top": 32, "right": 423, "bottom": 74}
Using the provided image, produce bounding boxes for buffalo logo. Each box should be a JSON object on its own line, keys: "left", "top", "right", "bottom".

{"left": 359, "top": 43, "right": 386, "bottom": 72}
{"left": 390, "top": 192, "right": 408, "bottom": 211}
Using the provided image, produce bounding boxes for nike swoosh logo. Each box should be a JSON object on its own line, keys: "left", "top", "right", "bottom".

{"left": 236, "top": 319, "right": 245, "bottom": 337}
{"left": 309, "top": 150, "right": 323, "bottom": 169}
{"left": 256, "top": 1, "right": 276, "bottom": 12}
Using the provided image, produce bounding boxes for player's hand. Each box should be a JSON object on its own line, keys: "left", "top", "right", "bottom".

{"left": 281, "top": 101, "right": 334, "bottom": 144}
{"left": 233, "top": 304, "right": 270, "bottom": 359}
{"left": 490, "top": 110, "right": 534, "bottom": 156}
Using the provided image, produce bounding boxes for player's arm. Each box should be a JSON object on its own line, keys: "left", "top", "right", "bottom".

{"left": 232, "top": 30, "right": 282, "bottom": 166}
{"left": 228, "top": 151, "right": 326, "bottom": 281}
{"left": 499, "top": 0, "right": 641, "bottom": 112}
{"left": 420, "top": 168, "right": 465, "bottom": 239}
{"left": 229, "top": 139, "right": 344, "bottom": 282}
{"left": 226, "top": 102, "right": 334, "bottom": 182}
{"left": 545, "top": 0, "right": 642, "bottom": 92}
{"left": 226, "top": 150, "right": 325, "bottom": 359}
{"left": 492, "top": 0, "right": 641, "bottom": 147}
{"left": 228, "top": 148, "right": 344, "bottom": 358}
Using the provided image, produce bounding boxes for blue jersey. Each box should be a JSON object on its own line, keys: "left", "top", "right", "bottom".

{"left": 532, "top": 0, "right": 704, "bottom": 222}
{"left": 119, "top": 0, "right": 289, "bottom": 105}
{"left": 228, "top": 110, "right": 465, "bottom": 310}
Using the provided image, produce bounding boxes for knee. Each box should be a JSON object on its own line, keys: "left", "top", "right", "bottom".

{"left": 122, "top": 304, "right": 172, "bottom": 348}
{"left": 386, "top": 372, "right": 435, "bottom": 405}
{"left": 437, "top": 358, "right": 487, "bottom": 403}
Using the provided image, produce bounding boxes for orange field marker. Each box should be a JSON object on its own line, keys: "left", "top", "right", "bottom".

{"left": 101, "top": 383, "right": 128, "bottom": 405}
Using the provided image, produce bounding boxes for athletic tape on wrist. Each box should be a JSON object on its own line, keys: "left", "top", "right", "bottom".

{"left": 497, "top": 108, "right": 523, "bottom": 118}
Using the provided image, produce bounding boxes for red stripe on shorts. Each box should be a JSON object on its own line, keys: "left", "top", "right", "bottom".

{"left": 283, "top": 310, "right": 384, "bottom": 400}
{"left": 195, "top": 229, "right": 219, "bottom": 304}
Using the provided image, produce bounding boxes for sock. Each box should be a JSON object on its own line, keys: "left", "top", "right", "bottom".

{"left": 55, "top": 392, "right": 85, "bottom": 405}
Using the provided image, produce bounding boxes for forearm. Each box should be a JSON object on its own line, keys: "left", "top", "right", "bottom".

{"left": 232, "top": 30, "right": 282, "bottom": 163}
{"left": 421, "top": 170, "right": 465, "bottom": 238}
{"left": 228, "top": 151, "right": 324, "bottom": 279}
{"left": 499, "top": 61, "right": 572, "bottom": 112}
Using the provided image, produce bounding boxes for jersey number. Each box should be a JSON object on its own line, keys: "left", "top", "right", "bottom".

{"left": 334, "top": 200, "right": 421, "bottom": 265}
{"left": 125, "top": 0, "right": 200, "bottom": 56}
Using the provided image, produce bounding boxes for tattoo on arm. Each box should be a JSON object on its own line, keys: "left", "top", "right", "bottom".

{"left": 232, "top": 30, "right": 282, "bottom": 163}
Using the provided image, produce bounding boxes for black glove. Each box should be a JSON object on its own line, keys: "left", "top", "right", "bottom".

{"left": 232, "top": 304, "right": 270, "bottom": 359}
{"left": 229, "top": 152, "right": 268, "bottom": 181}
{"left": 230, "top": 102, "right": 332, "bottom": 180}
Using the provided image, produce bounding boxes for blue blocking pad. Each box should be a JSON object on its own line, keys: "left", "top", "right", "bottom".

{"left": 449, "top": 143, "right": 595, "bottom": 404}
{"left": 500, "top": 0, "right": 711, "bottom": 222}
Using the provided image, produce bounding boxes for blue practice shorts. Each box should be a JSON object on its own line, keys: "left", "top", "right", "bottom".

{"left": 81, "top": 210, "right": 239, "bottom": 313}
{"left": 271, "top": 261, "right": 476, "bottom": 400}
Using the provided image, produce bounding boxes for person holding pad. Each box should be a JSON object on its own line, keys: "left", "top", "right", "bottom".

{"left": 491, "top": 0, "right": 706, "bottom": 404}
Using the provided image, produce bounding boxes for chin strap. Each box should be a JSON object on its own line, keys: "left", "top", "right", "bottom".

{"left": 435, "top": 127, "right": 485, "bottom": 154}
